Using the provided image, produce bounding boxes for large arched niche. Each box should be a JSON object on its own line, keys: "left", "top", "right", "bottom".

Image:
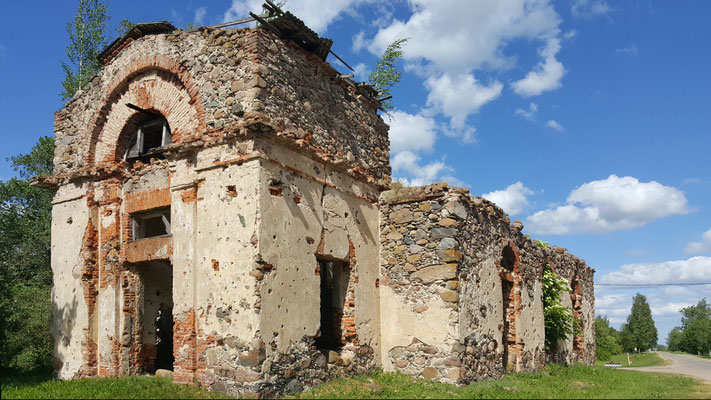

{"left": 87, "top": 57, "right": 205, "bottom": 166}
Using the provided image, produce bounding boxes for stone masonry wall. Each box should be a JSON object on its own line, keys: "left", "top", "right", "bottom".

{"left": 52, "top": 26, "right": 389, "bottom": 188}
{"left": 379, "top": 183, "right": 595, "bottom": 384}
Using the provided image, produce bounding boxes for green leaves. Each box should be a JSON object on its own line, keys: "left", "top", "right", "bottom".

{"left": 61, "top": 0, "right": 109, "bottom": 100}
{"left": 594, "top": 316, "right": 623, "bottom": 360}
{"left": 620, "top": 293, "right": 658, "bottom": 353}
{"left": 542, "top": 264, "right": 574, "bottom": 350}
{"left": 369, "top": 38, "right": 409, "bottom": 112}
{"left": 0, "top": 137, "right": 55, "bottom": 371}
{"left": 668, "top": 298, "right": 711, "bottom": 355}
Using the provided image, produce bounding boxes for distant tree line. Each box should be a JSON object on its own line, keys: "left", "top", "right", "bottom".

{"left": 595, "top": 293, "right": 658, "bottom": 360}
{"left": 667, "top": 299, "right": 711, "bottom": 356}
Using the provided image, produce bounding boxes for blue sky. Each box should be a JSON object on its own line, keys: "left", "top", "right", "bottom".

{"left": 1, "top": 0, "right": 709, "bottom": 344}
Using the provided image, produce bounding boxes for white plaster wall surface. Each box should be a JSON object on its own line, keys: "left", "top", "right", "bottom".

{"left": 194, "top": 160, "right": 261, "bottom": 341}
{"left": 379, "top": 286, "right": 457, "bottom": 370}
{"left": 51, "top": 183, "right": 91, "bottom": 379}
{"left": 518, "top": 283, "right": 544, "bottom": 354}
{"left": 170, "top": 170, "right": 198, "bottom": 317}
{"left": 257, "top": 153, "right": 380, "bottom": 354}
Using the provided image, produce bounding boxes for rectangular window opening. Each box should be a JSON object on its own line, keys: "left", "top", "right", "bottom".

{"left": 125, "top": 118, "right": 171, "bottom": 162}
{"left": 132, "top": 208, "right": 171, "bottom": 240}
{"left": 315, "top": 258, "right": 348, "bottom": 351}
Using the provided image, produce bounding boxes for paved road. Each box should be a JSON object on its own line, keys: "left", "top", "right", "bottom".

{"left": 625, "top": 351, "right": 711, "bottom": 383}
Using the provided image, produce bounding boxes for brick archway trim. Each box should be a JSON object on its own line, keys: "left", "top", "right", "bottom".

{"left": 87, "top": 55, "right": 206, "bottom": 165}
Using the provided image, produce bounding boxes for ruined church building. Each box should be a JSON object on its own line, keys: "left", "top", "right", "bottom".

{"left": 44, "top": 7, "right": 595, "bottom": 397}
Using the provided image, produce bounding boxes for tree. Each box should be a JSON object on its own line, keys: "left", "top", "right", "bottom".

{"left": 369, "top": 38, "right": 409, "bottom": 111}
{"left": 618, "top": 323, "right": 635, "bottom": 352}
{"left": 61, "top": 0, "right": 110, "bottom": 100}
{"left": 678, "top": 299, "right": 711, "bottom": 355}
{"left": 0, "top": 137, "right": 55, "bottom": 372}
{"left": 594, "top": 316, "right": 622, "bottom": 360}
{"left": 116, "top": 19, "right": 136, "bottom": 36}
{"left": 667, "top": 326, "right": 683, "bottom": 352}
{"left": 622, "top": 293, "right": 658, "bottom": 353}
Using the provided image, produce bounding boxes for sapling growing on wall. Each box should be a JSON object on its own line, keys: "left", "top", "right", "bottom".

{"left": 369, "top": 38, "right": 409, "bottom": 112}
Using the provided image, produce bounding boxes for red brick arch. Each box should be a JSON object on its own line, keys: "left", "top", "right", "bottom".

{"left": 86, "top": 55, "right": 206, "bottom": 166}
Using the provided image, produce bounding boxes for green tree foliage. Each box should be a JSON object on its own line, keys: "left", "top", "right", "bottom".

{"left": 667, "top": 299, "right": 711, "bottom": 355}
{"left": 0, "top": 137, "right": 55, "bottom": 372}
{"left": 667, "top": 326, "right": 683, "bottom": 351}
{"left": 61, "top": 0, "right": 110, "bottom": 100}
{"left": 594, "top": 316, "right": 622, "bottom": 360}
{"left": 536, "top": 240, "right": 575, "bottom": 350}
{"left": 620, "top": 293, "right": 658, "bottom": 353}
{"left": 116, "top": 19, "right": 136, "bottom": 36}
{"left": 369, "top": 38, "right": 409, "bottom": 111}
{"left": 542, "top": 264, "right": 575, "bottom": 350}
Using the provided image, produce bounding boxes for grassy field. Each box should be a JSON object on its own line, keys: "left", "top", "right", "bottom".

{"left": 1, "top": 371, "right": 222, "bottom": 400}
{"left": 595, "top": 352, "right": 667, "bottom": 368}
{"left": 3, "top": 364, "right": 708, "bottom": 399}
{"left": 295, "top": 364, "right": 707, "bottom": 399}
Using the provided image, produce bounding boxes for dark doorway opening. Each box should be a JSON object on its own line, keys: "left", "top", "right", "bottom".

{"left": 500, "top": 245, "right": 518, "bottom": 371}
{"left": 141, "top": 261, "right": 174, "bottom": 372}
{"left": 315, "top": 258, "right": 348, "bottom": 350}
{"left": 501, "top": 279, "right": 514, "bottom": 369}
{"left": 154, "top": 303, "right": 174, "bottom": 371}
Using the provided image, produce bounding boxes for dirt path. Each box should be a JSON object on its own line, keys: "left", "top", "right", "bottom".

{"left": 625, "top": 351, "right": 711, "bottom": 383}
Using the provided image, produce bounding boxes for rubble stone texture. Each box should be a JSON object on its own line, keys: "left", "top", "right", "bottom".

{"left": 46, "top": 20, "right": 594, "bottom": 398}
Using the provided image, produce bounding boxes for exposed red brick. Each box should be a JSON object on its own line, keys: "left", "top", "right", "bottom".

{"left": 125, "top": 236, "right": 172, "bottom": 263}
{"left": 125, "top": 188, "right": 171, "bottom": 214}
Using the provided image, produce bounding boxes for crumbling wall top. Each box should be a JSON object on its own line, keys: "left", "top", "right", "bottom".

{"left": 51, "top": 25, "right": 390, "bottom": 189}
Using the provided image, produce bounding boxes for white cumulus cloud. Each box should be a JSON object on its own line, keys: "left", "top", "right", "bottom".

{"left": 222, "top": 0, "right": 366, "bottom": 32}
{"left": 512, "top": 38, "right": 565, "bottom": 97}
{"left": 526, "top": 175, "right": 690, "bottom": 234}
{"left": 685, "top": 228, "right": 711, "bottom": 254}
{"left": 391, "top": 151, "right": 453, "bottom": 187}
{"left": 571, "top": 0, "right": 612, "bottom": 19}
{"left": 600, "top": 256, "right": 711, "bottom": 285}
{"left": 367, "top": 0, "right": 563, "bottom": 132}
{"left": 515, "top": 103, "right": 538, "bottom": 120}
{"left": 482, "top": 182, "right": 534, "bottom": 215}
{"left": 194, "top": 7, "right": 207, "bottom": 25}
{"left": 387, "top": 111, "right": 437, "bottom": 154}
{"left": 546, "top": 120, "right": 563, "bottom": 131}
{"left": 425, "top": 73, "right": 503, "bottom": 130}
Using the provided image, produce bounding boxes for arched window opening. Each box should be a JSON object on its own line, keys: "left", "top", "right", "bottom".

{"left": 501, "top": 245, "right": 516, "bottom": 271}
{"left": 500, "top": 244, "right": 519, "bottom": 371}
{"left": 123, "top": 106, "right": 171, "bottom": 161}
{"left": 570, "top": 276, "right": 584, "bottom": 356}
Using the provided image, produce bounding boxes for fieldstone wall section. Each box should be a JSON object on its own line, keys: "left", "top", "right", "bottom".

{"left": 379, "top": 183, "right": 595, "bottom": 384}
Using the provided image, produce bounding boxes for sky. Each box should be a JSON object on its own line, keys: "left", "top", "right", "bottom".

{"left": 1, "top": 0, "right": 710, "bottom": 345}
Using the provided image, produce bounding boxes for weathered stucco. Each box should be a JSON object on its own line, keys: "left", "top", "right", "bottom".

{"left": 46, "top": 15, "right": 594, "bottom": 398}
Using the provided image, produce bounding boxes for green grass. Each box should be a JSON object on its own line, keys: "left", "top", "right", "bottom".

{"left": 295, "top": 364, "right": 707, "bottom": 399}
{"left": 3, "top": 364, "right": 708, "bottom": 399}
{"left": 595, "top": 352, "right": 667, "bottom": 368}
{"left": 0, "top": 370, "right": 229, "bottom": 399}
